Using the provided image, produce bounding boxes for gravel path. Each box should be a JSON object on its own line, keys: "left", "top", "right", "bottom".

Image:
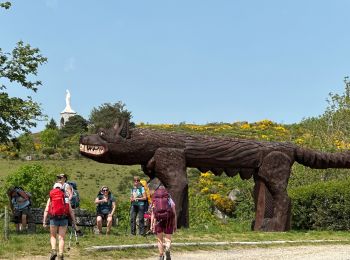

{"left": 14, "top": 244, "right": 350, "bottom": 259}
{"left": 142, "top": 244, "right": 350, "bottom": 260}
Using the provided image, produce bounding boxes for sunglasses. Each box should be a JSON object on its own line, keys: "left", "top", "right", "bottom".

{"left": 102, "top": 189, "right": 109, "bottom": 192}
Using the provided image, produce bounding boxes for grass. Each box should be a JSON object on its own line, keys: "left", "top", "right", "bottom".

{"left": 1, "top": 225, "right": 350, "bottom": 259}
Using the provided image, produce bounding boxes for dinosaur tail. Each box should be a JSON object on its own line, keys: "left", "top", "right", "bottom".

{"left": 295, "top": 147, "right": 350, "bottom": 169}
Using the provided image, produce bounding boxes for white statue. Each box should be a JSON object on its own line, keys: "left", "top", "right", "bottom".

{"left": 65, "top": 89, "right": 71, "bottom": 110}
{"left": 62, "top": 89, "right": 75, "bottom": 113}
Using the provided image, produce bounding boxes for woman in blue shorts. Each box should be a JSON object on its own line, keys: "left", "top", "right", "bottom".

{"left": 43, "top": 183, "right": 69, "bottom": 260}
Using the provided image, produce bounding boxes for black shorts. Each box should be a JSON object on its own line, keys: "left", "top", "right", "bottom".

{"left": 13, "top": 207, "right": 30, "bottom": 224}
{"left": 97, "top": 213, "right": 110, "bottom": 221}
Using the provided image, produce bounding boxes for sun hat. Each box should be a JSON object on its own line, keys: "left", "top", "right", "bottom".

{"left": 53, "top": 183, "right": 63, "bottom": 189}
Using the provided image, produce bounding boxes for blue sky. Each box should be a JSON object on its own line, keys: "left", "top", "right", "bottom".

{"left": 1, "top": 0, "right": 350, "bottom": 132}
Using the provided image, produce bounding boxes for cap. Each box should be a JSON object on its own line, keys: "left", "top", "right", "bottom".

{"left": 53, "top": 183, "right": 63, "bottom": 189}
{"left": 56, "top": 173, "right": 68, "bottom": 179}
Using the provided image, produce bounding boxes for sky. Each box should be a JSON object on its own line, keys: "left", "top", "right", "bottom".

{"left": 1, "top": 0, "right": 350, "bottom": 132}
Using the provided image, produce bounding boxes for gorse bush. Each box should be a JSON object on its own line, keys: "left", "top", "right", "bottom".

{"left": 290, "top": 179, "right": 350, "bottom": 230}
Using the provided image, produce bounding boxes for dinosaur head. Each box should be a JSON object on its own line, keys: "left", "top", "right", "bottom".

{"left": 79, "top": 118, "right": 130, "bottom": 162}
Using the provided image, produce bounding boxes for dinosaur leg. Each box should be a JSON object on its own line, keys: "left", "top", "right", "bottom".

{"left": 253, "top": 177, "right": 275, "bottom": 231}
{"left": 151, "top": 147, "right": 189, "bottom": 228}
{"left": 253, "top": 178, "right": 266, "bottom": 231}
{"left": 257, "top": 151, "right": 292, "bottom": 231}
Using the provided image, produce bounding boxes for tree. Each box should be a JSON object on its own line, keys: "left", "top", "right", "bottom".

{"left": 89, "top": 101, "right": 132, "bottom": 132}
{"left": 60, "top": 115, "right": 88, "bottom": 138}
{"left": 0, "top": 4, "right": 47, "bottom": 143}
{"left": 17, "top": 133, "right": 35, "bottom": 155}
{"left": 45, "top": 118, "right": 58, "bottom": 130}
{"left": 300, "top": 77, "right": 350, "bottom": 150}
{"left": 40, "top": 128, "right": 60, "bottom": 148}
{"left": 0, "top": 2, "right": 11, "bottom": 9}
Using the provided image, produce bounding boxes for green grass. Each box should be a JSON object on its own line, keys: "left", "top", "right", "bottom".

{"left": 1, "top": 225, "right": 350, "bottom": 259}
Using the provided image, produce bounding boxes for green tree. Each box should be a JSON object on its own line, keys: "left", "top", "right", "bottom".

{"left": 45, "top": 118, "right": 58, "bottom": 130}
{"left": 40, "top": 128, "right": 60, "bottom": 148}
{"left": 0, "top": 2, "right": 11, "bottom": 9}
{"left": 60, "top": 115, "right": 88, "bottom": 138}
{"left": 0, "top": 35, "right": 47, "bottom": 142}
{"left": 301, "top": 77, "right": 350, "bottom": 150}
{"left": 17, "top": 133, "right": 35, "bottom": 155}
{"left": 89, "top": 101, "right": 132, "bottom": 132}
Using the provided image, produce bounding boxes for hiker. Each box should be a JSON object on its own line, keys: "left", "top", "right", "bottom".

{"left": 151, "top": 186, "right": 177, "bottom": 260}
{"left": 7, "top": 186, "right": 31, "bottom": 232}
{"left": 43, "top": 182, "right": 70, "bottom": 260}
{"left": 130, "top": 176, "right": 147, "bottom": 235}
{"left": 95, "top": 186, "right": 116, "bottom": 235}
{"left": 56, "top": 173, "right": 82, "bottom": 235}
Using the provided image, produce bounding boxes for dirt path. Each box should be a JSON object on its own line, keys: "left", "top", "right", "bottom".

{"left": 142, "top": 244, "right": 350, "bottom": 260}
{"left": 14, "top": 244, "right": 350, "bottom": 259}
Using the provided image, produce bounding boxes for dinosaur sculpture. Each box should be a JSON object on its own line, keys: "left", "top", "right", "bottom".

{"left": 79, "top": 119, "right": 350, "bottom": 231}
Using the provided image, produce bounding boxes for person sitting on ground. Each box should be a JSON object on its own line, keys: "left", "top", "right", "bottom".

{"left": 56, "top": 173, "right": 82, "bottom": 236}
{"left": 7, "top": 186, "right": 31, "bottom": 232}
{"left": 151, "top": 186, "right": 177, "bottom": 260}
{"left": 95, "top": 186, "right": 116, "bottom": 235}
{"left": 130, "top": 176, "right": 147, "bottom": 236}
{"left": 43, "top": 182, "right": 70, "bottom": 260}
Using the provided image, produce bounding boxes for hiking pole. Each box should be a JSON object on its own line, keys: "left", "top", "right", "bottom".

{"left": 67, "top": 224, "right": 79, "bottom": 251}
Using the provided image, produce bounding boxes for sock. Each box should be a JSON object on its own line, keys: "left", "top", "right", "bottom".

{"left": 164, "top": 237, "right": 171, "bottom": 252}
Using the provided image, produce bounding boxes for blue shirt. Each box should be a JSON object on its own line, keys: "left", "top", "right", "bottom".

{"left": 131, "top": 186, "right": 145, "bottom": 206}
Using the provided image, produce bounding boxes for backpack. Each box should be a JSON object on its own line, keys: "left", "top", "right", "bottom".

{"left": 66, "top": 181, "right": 80, "bottom": 209}
{"left": 140, "top": 180, "right": 151, "bottom": 210}
{"left": 11, "top": 187, "right": 31, "bottom": 210}
{"left": 152, "top": 189, "right": 173, "bottom": 221}
{"left": 48, "top": 188, "right": 69, "bottom": 218}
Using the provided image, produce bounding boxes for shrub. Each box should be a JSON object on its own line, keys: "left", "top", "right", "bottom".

{"left": 3, "top": 164, "right": 60, "bottom": 207}
{"left": 290, "top": 179, "right": 350, "bottom": 230}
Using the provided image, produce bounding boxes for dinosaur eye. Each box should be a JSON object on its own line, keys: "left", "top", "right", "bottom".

{"left": 99, "top": 131, "right": 105, "bottom": 137}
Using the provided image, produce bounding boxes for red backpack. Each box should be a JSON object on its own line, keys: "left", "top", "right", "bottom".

{"left": 48, "top": 188, "right": 69, "bottom": 218}
{"left": 152, "top": 189, "right": 173, "bottom": 221}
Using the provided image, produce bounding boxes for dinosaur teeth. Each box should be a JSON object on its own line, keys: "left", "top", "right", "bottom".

{"left": 79, "top": 144, "right": 105, "bottom": 155}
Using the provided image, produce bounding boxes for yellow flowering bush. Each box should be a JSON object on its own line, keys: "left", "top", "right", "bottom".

{"left": 0, "top": 144, "right": 9, "bottom": 152}
{"left": 210, "top": 193, "right": 236, "bottom": 216}
{"left": 334, "top": 139, "right": 350, "bottom": 150}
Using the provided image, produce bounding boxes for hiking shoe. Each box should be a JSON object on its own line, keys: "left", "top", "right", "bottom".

{"left": 57, "top": 254, "right": 64, "bottom": 260}
{"left": 158, "top": 255, "right": 164, "bottom": 260}
{"left": 165, "top": 251, "right": 171, "bottom": 260}
{"left": 50, "top": 249, "right": 57, "bottom": 260}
